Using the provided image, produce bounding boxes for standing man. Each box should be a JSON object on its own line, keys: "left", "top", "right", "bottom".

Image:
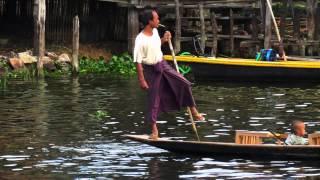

{"left": 134, "top": 8, "right": 204, "bottom": 139}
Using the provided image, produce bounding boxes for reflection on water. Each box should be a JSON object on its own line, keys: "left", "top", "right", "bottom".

{"left": 0, "top": 76, "right": 320, "bottom": 179}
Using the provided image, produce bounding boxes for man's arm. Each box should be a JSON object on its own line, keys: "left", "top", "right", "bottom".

{"left": 136, "top": 63, "right": 149, "bottom": 90}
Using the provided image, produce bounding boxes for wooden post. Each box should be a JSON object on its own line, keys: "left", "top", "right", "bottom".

{"left": 127, "top": 3, "right": 139, "bottom": 54}
{"left": 252, "top": 9, "right": 259, "bottom": 52}
{"left": 307, "top": 0, "right": 317, "bottom": 55}
{"left": 230, "top": 8, "right": 234, "bottom": 57}
{"left": 210, "top": 11, "right": 218, "bottom": 58}
{"left": 293, "top": 10, "right": 300, "bottom": 40}
{"left": 264, "top": 0, "right": 272, "bottom": 49}
{"left": 34, "top": 0, "right": 46, "bottom": 76}
{"left": 317, "top": 7, "right": 320, "bottom": 56}
{"left": 175, "top": 0, "right": 181, "bottom": 53}
{"left": 279, "top": 1, "right": 287, "bottom": 40}
{"left": 199, "top": 2, "right": 206, "bottom": 55}
{"left": 293, "top": 11, "right": 303, "bottom": 56}
{"left": 260, "top": 0, "right": 266, "bottom": 34}
{"left": 72, "top": 15, "right": 80, "bottom": 74}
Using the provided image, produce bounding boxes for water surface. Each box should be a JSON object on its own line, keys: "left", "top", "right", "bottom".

{"left": 0, "top": 76, "right": 320, "bottom": 179}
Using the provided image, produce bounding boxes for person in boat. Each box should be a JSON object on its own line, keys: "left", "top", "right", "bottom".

{"left": 133, "top": 7, "right": 204, "bottom": 139}
{"left": 285, "top": 120, "right": 308, "bottom": 145}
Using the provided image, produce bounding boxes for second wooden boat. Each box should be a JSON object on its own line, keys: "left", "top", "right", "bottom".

{"left": 164, "top": 55, "right": 320, "bottom": 81}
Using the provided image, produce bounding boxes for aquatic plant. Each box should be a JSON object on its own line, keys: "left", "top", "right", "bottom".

{"left": 79, "top": 52, "right": 136, "bottom": 75}
{"left": 0, "top": 77, "right": 7, "bottom": 89}
{"left": 107, "top": 53, "right": 136, "bottom": 75}
{"left": 90, "top": 110, "right": 109, "bottom": 120}
{"left": 0, "top": 52, "right": 136, "bottom": 87}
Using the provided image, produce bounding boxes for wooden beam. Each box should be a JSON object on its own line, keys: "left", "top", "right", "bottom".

{"left": 251, "top": 9, "right": 259, "bottom": 51}
{"left": 72, "top": 16, "right": 80, "bottom": 74}
{"left": 293, "top": 11, "right": 303, "bottom": 56}
{"left": 260, "top": 0, "right": 266, "bottom": 34}
{"left": 34, "top": 0, "right": 46, "bottom": 76}
{"left": 230, "top": 8, "right": 234, "bottom": 56}
{"left": 307, "top": 0, "right": 317, "bottom": 55}
{"left": 264, "top": 0, "right": 272, "bottom": 49}
{"left": 199, "top": 2, "right": 206, "bottom": 55}
{"left": 279, "top": 1, "right": 287, "bottom": 40}
{"left": 139, "top": 3, "right": 255, "bottom": 9}
{"left": 127, "top": 6, "right": 139, "bottom": 54}
{"left": 210, "top": 11, "right": 218, "bottom": 57}
{"left": 175, "top": 0, "right": 181, "bottom": 53}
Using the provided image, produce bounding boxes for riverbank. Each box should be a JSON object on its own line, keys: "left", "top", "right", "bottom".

{"left": 0, "top": 45, "right": 136, "bottom": 88}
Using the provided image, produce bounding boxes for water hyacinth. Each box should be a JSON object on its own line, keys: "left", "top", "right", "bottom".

{"left": 79, "top": 52, "right": 136, "bottom": 75}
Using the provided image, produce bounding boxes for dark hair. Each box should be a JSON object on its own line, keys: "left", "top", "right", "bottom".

{"left": 139, "top": 7, "right": 158, "bottom": 27}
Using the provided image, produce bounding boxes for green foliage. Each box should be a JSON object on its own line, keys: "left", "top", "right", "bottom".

{"left": 108, "top": 53, "right": 136, "bottom": 75}
{"left": 6, "top": 68, "right": 36, "bottom": 80}
{"left": 0, "top": 61, "right": 36, "bottom": 89}
{"left": 0, "top": 77, "right": 7, "bottom": 89}
{"left": 79, "top": 53, "right": 136, "bottom": 75}
{"left": 0, "top": 52, "right": 136, "bottom": 89}
{"left": 90, "top": 110, "right": 109, "bottom": 120}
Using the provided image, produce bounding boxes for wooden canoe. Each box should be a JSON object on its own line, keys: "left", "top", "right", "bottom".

{"left": 164, "top": 55, "right": 320, "bottom": 81}
{"left": 125, "top": 135, "right": 320, "bottom": 159}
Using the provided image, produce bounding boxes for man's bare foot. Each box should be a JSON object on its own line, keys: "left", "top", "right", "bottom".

{"left": 149, "top": 133, "right": 159, "bottom": 140}
{"left": 189, "top": 107, "right": 205, "bottom": 121}
{"left": 194, "top": 113, "right": 205, "bottom": 121}
{"left": 150, "top": 123, "right": 159, "bottom": 140}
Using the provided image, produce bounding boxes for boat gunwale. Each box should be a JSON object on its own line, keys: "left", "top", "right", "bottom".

{"left": 124, "top": 135, "right": 320, "bottom": 149}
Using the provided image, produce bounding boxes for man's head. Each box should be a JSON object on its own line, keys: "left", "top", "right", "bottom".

{"left": 292, "top": 120, "right": 306, "bottom": 136}
{"left": 139, "top": 8, "right": 159, "bottom": 29}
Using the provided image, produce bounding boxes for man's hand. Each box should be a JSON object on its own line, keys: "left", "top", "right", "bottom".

{"left": 139, "top": 79, "right": 149, "bottom": 90}
{"left": 136, "top": 63, "right": 149, "bottom": 90}
{"left": 161, "top": 31, "right": 172, "bottom": 44}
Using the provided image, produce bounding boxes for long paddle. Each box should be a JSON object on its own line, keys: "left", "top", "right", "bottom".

{"left": 160, "top": 24, "right": 200, "bottom": 141}
{"left": 265, "top": 0, "right": 287, "bottom": 61}
{"left": 268, "top": 130, "right": 288, "bottom": 145}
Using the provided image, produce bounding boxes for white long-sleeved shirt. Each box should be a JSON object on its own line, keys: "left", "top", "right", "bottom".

{"left": 133, "top": 28, "right": 163, "bottom": 65}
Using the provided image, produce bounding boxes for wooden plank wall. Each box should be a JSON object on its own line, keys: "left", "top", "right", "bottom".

{"left": 0, "top": 0, "right": 34, "bottom": 39}
{"left": 0, "top": 0, "right": 128, "bottom": 44}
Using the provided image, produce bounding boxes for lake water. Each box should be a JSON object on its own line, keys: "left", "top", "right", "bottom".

{"left": 0, "top": 76, "right": 320, "bottom": 179}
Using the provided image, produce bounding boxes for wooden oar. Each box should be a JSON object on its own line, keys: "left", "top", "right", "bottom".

{"left": 165, "top": 31, "right": 200, "bottom": 142}
{"left": 265, "top": 0, "right": 287, "bottom": 61}
{"left": 268, "top": 130, "right": 288, "bottom": 145}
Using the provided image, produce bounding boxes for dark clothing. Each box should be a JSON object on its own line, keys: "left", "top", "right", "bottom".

{"left": 143, "top": 60, "right": 196, "bottom": 123}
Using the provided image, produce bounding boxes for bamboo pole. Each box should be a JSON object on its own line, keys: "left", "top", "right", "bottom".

{"left": 168, "top": 38, "right": 200, "bottom": 142}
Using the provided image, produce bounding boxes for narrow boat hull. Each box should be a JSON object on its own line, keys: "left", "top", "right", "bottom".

{"left": 190, "top": 63, "right": 320, "bottom": 81}
{"left": 164, "top": 55, "right": 320, "bottom": 81}
{"left": 125, "top": 135, "right": 320, "bottom": 159}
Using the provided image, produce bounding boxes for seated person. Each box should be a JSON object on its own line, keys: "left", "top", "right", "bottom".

{"left": 285, "top": 120, "right": 308, "bottom": 145}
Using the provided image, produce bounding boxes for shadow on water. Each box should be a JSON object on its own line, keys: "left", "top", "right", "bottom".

{"left": 0, "top": 75, "right": 320, "bottom": 179}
